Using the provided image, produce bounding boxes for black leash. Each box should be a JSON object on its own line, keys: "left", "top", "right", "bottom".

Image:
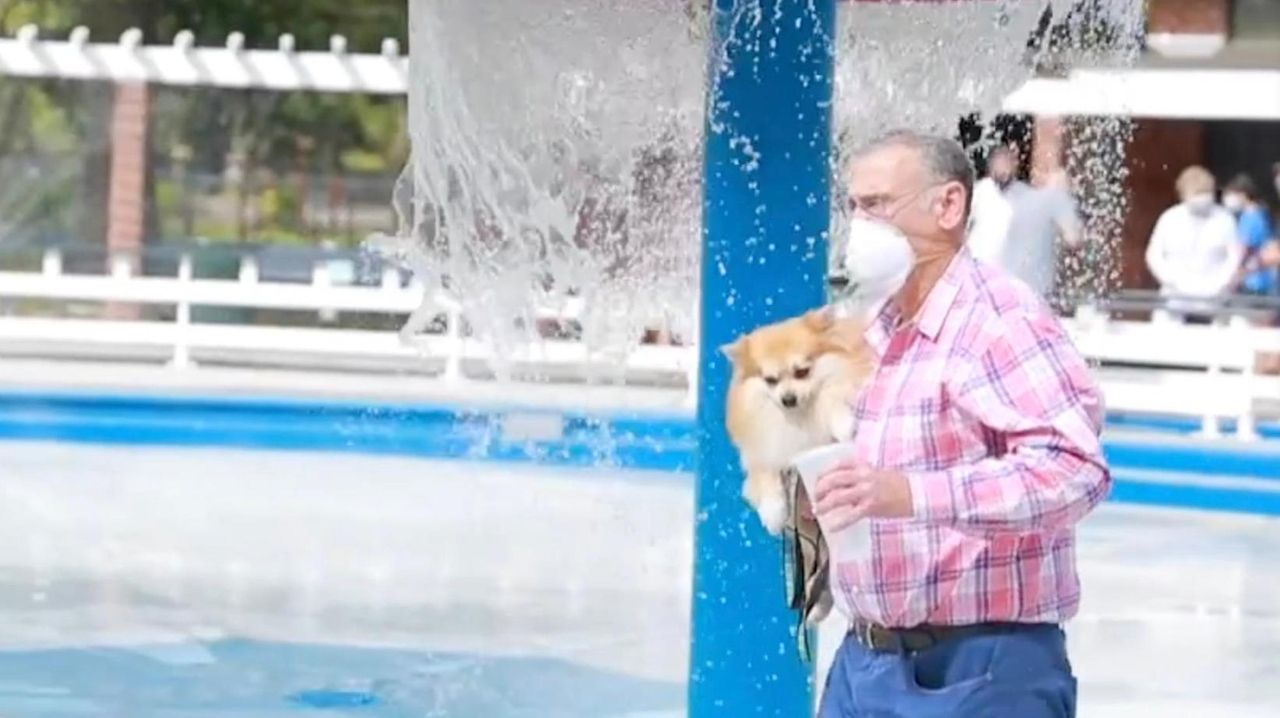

{"left": 781, "top": 466, "right": 831, "bottom": 663}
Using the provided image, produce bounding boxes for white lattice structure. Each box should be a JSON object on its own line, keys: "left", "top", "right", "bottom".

{"left": 2, "top": 26, "right": 1278, "bottom": 118}
{"left": 0, "top": 25, "right": 406, "bottom": 94}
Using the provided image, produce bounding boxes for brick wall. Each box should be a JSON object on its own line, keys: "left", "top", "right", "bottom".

{"left": 1147, "top": 0, "right": 1229, "bottom": 35}
{"left": 1120, "top": 120, "right": 1207, "bottom": 290}
{"left": 1030, "top": 116, "right": 1064, "bottom": 185}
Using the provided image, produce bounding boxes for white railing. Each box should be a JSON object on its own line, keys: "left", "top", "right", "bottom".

{"left": 1069, "top": 303, "right": 1280, "bottom": 439}
{"left": 0, "top": 248, "right": 697, "bottom": 399}
{"left": 2, "top": 251, "right": 1279, "bottom": 436}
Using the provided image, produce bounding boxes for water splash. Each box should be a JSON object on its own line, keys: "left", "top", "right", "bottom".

{"left": 833, "top": 1, "right": 1055, "bottom": 148}
{"left": 377, "top": 0, "right": 706, "bottom": 381}
{"left": 830, "top": 0, "right": 1144, "bottom": 312}
{"left": 380, "top": 0, "right": 1144, "bottom": 379}
{"left": 1049, "top": 0, "right": 1146, "bottom": 309}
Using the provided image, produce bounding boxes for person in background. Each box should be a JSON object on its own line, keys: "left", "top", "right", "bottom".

{"left": 967, "top": 144, "right": 1030, "bottom": 266}
{"left": 1224, "top": 174, "right": 1277, "bottom": 297}
{"left": 1000, "top": 166, "right": 1083, "bottom": 303}
{"left": 1224, "top": 173, "right": 1280, "bottom": 374}
{"left": 1144, "top": 166, "right": 1242, "bottom": 322}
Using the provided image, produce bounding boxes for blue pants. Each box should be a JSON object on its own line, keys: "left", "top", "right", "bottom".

{"left": 818, "top": 624, "right": 1077, "bottom": 718}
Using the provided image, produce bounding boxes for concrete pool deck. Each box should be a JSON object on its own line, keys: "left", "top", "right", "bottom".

{"left": 0, "top": 443, "right": 1277, "bottom": 717}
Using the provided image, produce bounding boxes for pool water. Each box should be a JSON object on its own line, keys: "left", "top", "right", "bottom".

{"left": 0, "top": 639, "right": 683, "bottom": 717}
{"left": 3, "top": 442, "right": 1280, "bottom": 717}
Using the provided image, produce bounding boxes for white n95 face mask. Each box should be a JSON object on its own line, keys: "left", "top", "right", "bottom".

{"left": 1185, "top": 193, "right": 1215, "bottom": 214}
{"left": 842, "top": 217, "right": 915, "bottom": 310}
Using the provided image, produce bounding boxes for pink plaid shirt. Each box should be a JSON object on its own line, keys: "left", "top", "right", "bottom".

{"left": 835, "top": 247, "right": 1109, "bottom": 628}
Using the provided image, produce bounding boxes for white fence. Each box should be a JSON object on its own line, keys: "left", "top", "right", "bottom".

{"left": 0, "top": 248, "right": 696, "bottom": 390}
{"left": 1, "top": 248, "right": 1278, "bottom": 437}
{"left": 1069, "top": 304, "right": 1280, "bottom": 439}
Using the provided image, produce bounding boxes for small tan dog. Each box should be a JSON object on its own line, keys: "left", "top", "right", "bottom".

{"left": 722, "top": 306, "right": 874, "bottom": 535}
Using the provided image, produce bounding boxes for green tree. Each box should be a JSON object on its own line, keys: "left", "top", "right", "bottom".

{"left": 0, "top": 0, "right": 410, "bottom": 246}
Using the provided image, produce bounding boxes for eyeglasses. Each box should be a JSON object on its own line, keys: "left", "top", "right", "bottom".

{"left": 847, "top": 182, "right": 947, "bottom": 222}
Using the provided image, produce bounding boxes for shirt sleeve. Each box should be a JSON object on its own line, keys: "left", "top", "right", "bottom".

{"left": 1201, "top": 214, "right": 1245, "bottom": 295}
{"left": 1144, "top": 212, "right": 1176, "bottom": 288}
{"left": 905, "top": 312, "right": 1111, "bottom": 534}
{"left": 1241, "top": 211, "right": 1273, "bottom": 253}
{"left": 1052, "top": 192, "right": 1083, "bottom": 248}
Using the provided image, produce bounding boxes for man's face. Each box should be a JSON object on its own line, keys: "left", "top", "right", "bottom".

{"left": 847, "top": 144, "right": 966, "bottom": 245}
{"left": 847, "top": 144, "right": 937, "bottom": 242}
{"left": 989, "top": 152, "right": 1016, "bottom": 186}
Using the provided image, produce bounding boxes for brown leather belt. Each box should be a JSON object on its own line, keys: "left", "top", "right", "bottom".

{"left": 849, "top": 620, "right": 1047, "bottom": 653}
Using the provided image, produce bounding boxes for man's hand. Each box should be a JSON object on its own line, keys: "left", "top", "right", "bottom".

{"left": 813, "top": 462, "right": 914, "bottom": 531}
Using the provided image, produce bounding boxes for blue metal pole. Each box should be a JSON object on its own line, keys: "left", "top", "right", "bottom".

{"left": 690, "top": 1, "right": 837, "bottom": 716}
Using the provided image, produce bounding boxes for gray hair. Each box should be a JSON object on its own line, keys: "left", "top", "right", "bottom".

{"left": 853, "top": 129, "right": 976, "bottom": 217}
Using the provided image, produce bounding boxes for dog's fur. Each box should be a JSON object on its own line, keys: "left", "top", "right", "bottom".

{"left": 722, "top": 307, "right": 874, "bottom": 536}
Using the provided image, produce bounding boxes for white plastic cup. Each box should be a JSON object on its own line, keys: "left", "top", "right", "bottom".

{"left": 788, "top": 442, "right": 873, "bottom": 564}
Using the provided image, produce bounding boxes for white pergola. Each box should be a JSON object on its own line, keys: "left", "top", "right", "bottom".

{"left": 2, "top": 25, "right": 1280, "bottom": 120}
{"left": 0, "top": 25, "right": 407, "bottom": 94}
{"left": 0, "top": 26, "right": 414, "bottom": 259}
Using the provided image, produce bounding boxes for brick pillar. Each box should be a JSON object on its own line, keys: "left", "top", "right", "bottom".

{"left": 105, "top": 82, "right": 149, "bottom": 318}
{"left": 1030, "top": 116, "right": 1065, "bottom": 186}
{"left": 1146, "top": 0, "right": 1229, "bottom": 58}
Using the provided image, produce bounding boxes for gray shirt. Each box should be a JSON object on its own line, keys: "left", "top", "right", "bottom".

{"left": 999, "top": 185, "right": 1081, "bottom": 298}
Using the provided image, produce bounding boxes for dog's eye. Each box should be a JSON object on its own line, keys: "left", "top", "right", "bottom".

{"left": 793, "top": 367, "right": 811, "bottom": 380}
{"left": 763, "top": 375, "right": 779, "bottom": 386}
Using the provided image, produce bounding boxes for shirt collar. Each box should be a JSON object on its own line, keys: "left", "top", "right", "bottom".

{"left": 862, "top": 247, "right": 970, "bottom": 350}
{"left": 915, "top": 248, "right": 969, "bottom": 341}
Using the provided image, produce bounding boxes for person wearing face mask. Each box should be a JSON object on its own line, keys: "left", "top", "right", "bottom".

{"left": 1224, "top": 174, "right": 1280, "bottom": 374}
{"left": 1223, "top": 174, "right": 1277, "bottom": 298}
{"left": 1144, "top": 166, "right": 1242, "bottom": 322}
{"left": 816, "top": 130, "right": 1106, "bottom": 718}
{"left": 967, "top": 144, "right": 1031, "bottom": 267}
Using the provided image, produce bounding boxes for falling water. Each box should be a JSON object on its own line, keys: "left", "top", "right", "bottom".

{"left": 379, "top": 0, "right": 1143, "bottom": 382}
{"left": 831, "top": 0, "right": 1144, "bottom": 310}
{"left": 376, "top": 0, "right": 706, "bottom": 382}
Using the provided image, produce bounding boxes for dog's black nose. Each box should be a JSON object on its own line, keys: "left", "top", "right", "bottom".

{"left": 780, "top": 393, "right": 798, "bottom": 408}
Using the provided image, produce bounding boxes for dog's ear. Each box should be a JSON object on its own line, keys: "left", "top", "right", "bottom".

{"left": 817, "top": 315, "right": 867, "bottom": 356}
{"left": 720, "top": 336, "right": 748, "bottom": 365}
{"left": 802, "top": 306, "right": 834, "bottom": 332}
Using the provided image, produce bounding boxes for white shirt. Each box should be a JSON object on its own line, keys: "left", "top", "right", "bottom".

{"left": 1144, "top": 203, "right": 1242, "bottom": 301}
{"left": 967, "top": 177, "right": 1030, "bottom": 267}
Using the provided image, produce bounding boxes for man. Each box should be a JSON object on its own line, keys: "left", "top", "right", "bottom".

{"left": 814, "top": 130, "right": 1109, "bottom": 717}
{"left": 999, "top": 167, "right": 1084, "bottom": 302}
{"left": 1143, "top": 166, "right": 1241, "bottom": 322}
{"left": 967, "top": 144, "right": 1030, "bottom": 267}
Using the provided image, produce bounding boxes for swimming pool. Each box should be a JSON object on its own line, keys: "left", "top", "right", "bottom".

{"left": 4, "top": 371, "right": 1280, "bottom": 718}
{"left": 0, "top": 444, "right": 691, "bottom": 717}
{"left": 3, "top": 441, "right": 1279, "bottom": 716}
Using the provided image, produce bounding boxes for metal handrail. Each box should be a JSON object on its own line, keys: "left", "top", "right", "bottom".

{"left": 1085, "top": 289, "right": 1280, "bottom": 314}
